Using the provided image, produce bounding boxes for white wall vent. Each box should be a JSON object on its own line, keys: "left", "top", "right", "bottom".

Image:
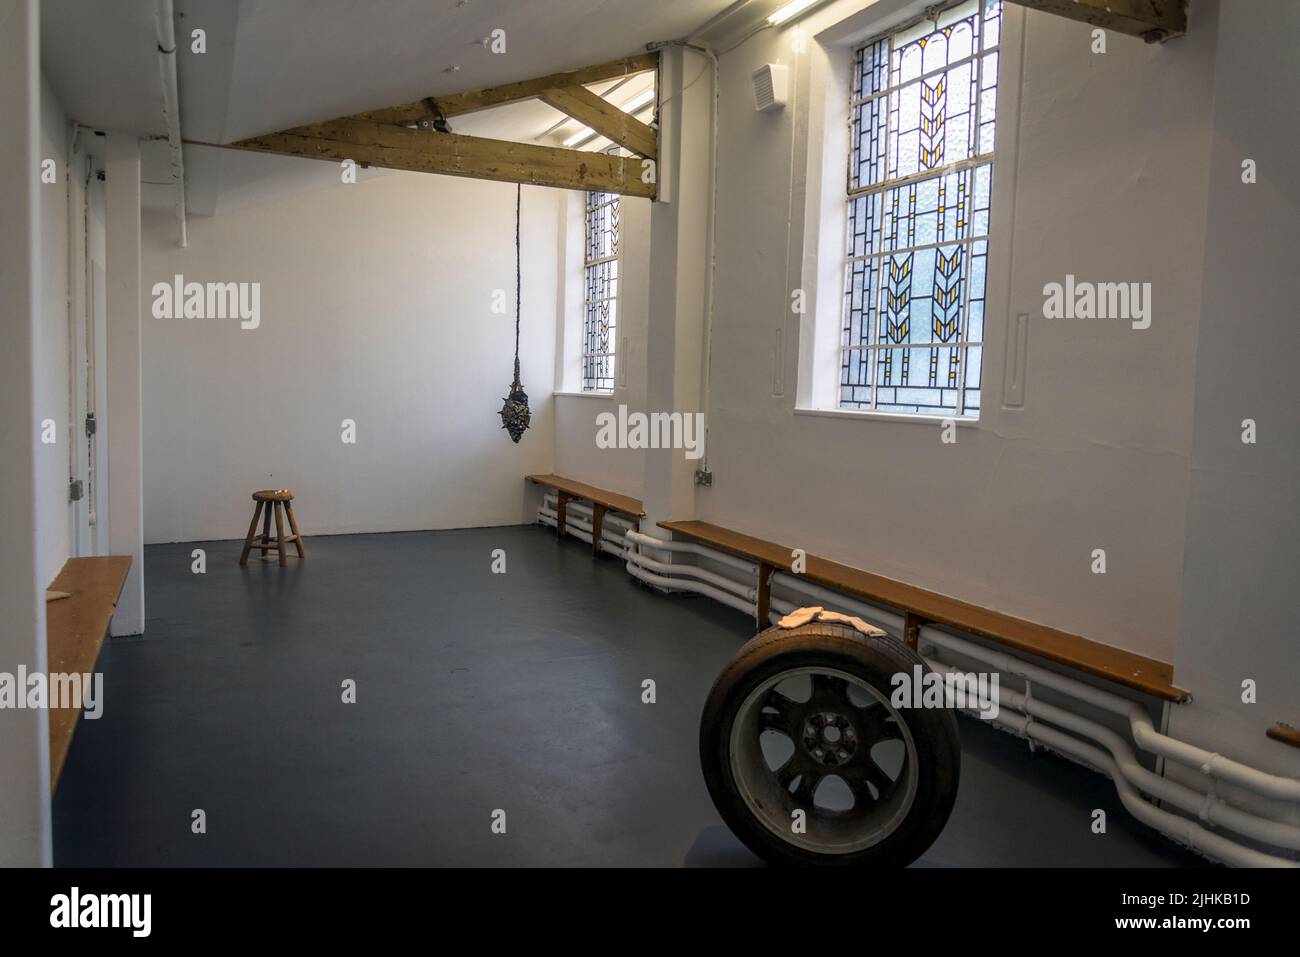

{"left": 752, "top": 64, "right": 789, "bottom": 112}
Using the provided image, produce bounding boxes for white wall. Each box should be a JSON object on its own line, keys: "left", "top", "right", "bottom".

{"left": 36, "top": 72, "right": 72, "bottom": 588}
{"left": 692, "top": 2, "right": 1217, "bottom": 662}
{"left": 105, "top": 132, "right": 145, "bottom": 635}
{"left": 141, "top": 170, "right": 558, "bottom": 543}
{"left": 1168, "top": 0, "right": 1300, "bottom": 784}
{"left": 0, "top": 0, "right": 52, "bottom": 866}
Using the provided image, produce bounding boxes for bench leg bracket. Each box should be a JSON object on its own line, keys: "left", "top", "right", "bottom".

{"left": 591, "top": 504, "right": 606, "bottom": 557}
{"left": 903, "top": 611, "right": 927, "bottom": 650}
{"left": 556, "top": 492, "right": 570, "bottom": 540}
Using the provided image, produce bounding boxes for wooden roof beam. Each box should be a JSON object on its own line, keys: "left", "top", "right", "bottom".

{"left": 1005, "top": 0, "right": 1187, "bottom": 42}
{"left": 191, "top": 52, "right": 661, "bottom": 197}
{"left": 538, "top": 84, "right": 657, "bottom": 158}
{"left": 190, "top": 118, "right": 656, "bottom": 198}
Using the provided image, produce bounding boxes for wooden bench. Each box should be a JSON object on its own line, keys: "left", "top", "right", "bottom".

{"left": 45, "top": 555, "right": 132, "bottom": 791}
{"left": 1267, "top": 723, "right": 1300, "bottom": 749}
{"left": 527, "top": 474, "right": 644, "bottom": 557}
{"left": 659, "top": 519, "right": 1187, "bottom": 703}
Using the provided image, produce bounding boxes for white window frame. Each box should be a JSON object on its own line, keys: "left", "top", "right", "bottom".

{"left": 581, "top": 190, "right": 620, "bottom": 393}
{"left": 840, "top": 0, "right": 999, "bottom": 419}
{"left": 792, "top": 0, "right": 1023, "bottom": 427}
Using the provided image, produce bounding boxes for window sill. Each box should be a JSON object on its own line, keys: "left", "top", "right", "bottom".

{"left": 553, "top": 390, "right": 616, "bottom": 399}
{"left": 793, "top": 406, "right": 980, "bottom": 427}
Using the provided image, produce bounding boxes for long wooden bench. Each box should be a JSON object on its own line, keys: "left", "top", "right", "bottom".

{"left": 45, "top": 555, "right": 132, "bottom": 791}
{"left": 527, "top": 474, "right": 644, "bottom": 557}
{"left": 1267, "top": 723, "right": 1300, "bottom": 750}
{"left": 659, "top": 519, "right": 1187, "bottom": 703}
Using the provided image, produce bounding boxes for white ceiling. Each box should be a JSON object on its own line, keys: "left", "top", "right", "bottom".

{"left": 41, "top": 0, "right": 760, "bottom": 217}
{"left": 209, "top": 0, "right": 731, "bottom": 141}
{"left": 41, "top": 0, "right": 167, "bottom": 136}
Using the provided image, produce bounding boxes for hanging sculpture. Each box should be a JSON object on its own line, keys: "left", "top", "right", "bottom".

{"left": 499, "top": 184, "right": 531, "bottom": 443}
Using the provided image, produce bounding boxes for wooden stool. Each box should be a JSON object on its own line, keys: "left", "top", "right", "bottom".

{"left": 239, "top": 489, "right": 305, "bottom": 566}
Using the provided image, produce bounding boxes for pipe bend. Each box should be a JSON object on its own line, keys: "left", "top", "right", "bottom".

{"left": 625, "top": 529, "right": 757, "bottom": 575}
{"left": 625, "top": 549, "right": 756, "bottom": 601}
{"left": 625, "top": 561, "right": 754, "bottom": 617}
{"left": 926, "top": 659, "right": 1300, "bottom": 852}
{"left": 920, "top": 625, "right": 1300, "bottom": 806}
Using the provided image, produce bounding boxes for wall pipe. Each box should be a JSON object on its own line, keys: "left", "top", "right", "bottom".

{"left": 625, "top": 560, "right": 756, "bottom": 617}
{"left": 945, "top": 694, "right": 1296, "bottom": 868}
{"left": 537, "top": 512, "right": 625, "bottom": 557}
{"left": 925, "top": 659, "right": 1300, "bottom": 852}
{"left": 625, "top": 528, "right": 757, "bottom": 576}
{"left": 153, "top": 0, "right": 187, "bottom": 247}
{"left": 537, "top": 506, "right": 626, "bottom": 549}
{"left": 625, "top": 547, "right": 756, "bottom": 601}
{"left": 540, "top": 494, "right": 637, "bottom": 533}
{"left": 919, "top": 626, "right": 1300, "bottom": 805}
{"left": 65, "top": 125, "right": 82, "bottom": 512}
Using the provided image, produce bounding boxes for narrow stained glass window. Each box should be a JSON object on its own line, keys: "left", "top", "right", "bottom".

{"left": 582, "top": 190, "right": 619, "bottom": 392}
{"left": 841, "top": 0, "right": 1000, "bottom": 417}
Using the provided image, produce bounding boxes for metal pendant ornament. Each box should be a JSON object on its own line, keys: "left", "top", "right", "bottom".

{"left": 500, "top": 358, "right": 530, "bottom": 443}
{"left": 499, "top": 184, "right": 531, "bottom": 443}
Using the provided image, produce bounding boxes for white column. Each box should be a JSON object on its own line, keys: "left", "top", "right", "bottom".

{"left": 0, "top": 0, "right": 53, "bottom": 866}
{"left": 1168, "top": 0, "right": 1300, "bottom": 782}
{"left": 641, "top": 47, "right": 713, "bottom": 529}
{"left": 105, "top": 133, "right": 145, "bottom": 636}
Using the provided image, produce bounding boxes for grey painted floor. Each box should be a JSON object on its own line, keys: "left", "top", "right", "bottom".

{"left": 53, "top": 525, "right": 1204, "bottom": 867}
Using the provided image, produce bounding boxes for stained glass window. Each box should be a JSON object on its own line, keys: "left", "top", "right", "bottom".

{"left": 841, "top": 0, "right": 1000, "bottom": 416}
{"left": 582, "top": 191, "right": 620, "bottom": 392}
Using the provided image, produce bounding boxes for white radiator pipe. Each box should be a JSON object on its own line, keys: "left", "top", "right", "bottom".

{"left": 538, "top": 512, "right": 626, "bottom": 558}
{"left": 538, "top": 504, "right": 624, "bottom": 543}
{"left": 541, "top": 494, "right": 636, "bottom": 529}
{"left": 925, "top": 659, "right": 1300, "bottom": 852}
{"left": 920, "top": 626, "right": 1300, "bottom": 805}
{"left": 960, "top": 699, "right": 1296, "bottom": 868}
{"left": 625, "top": 560, "right": 755, "bottom": 617}
{"left": 625, "top": 547, "right": 756, "bottom": 600}
{"left": 624, "top": 529, "right": 757, "bottom": 576}
{"left": 538, "top": 506, "right": 626, "bottom": 549}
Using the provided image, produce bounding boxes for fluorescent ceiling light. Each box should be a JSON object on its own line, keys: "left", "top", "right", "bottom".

{"left": 562, "top": 87, "right": 656, "bottom": 148}
{"left": 622, "top": 88, "right": 655, "bottom": 112}
{"left": 768, "top": 0, "right": 819, "bottom": 25}
{"left": 563, "top": 127, "right": 598, "bottom": 148}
